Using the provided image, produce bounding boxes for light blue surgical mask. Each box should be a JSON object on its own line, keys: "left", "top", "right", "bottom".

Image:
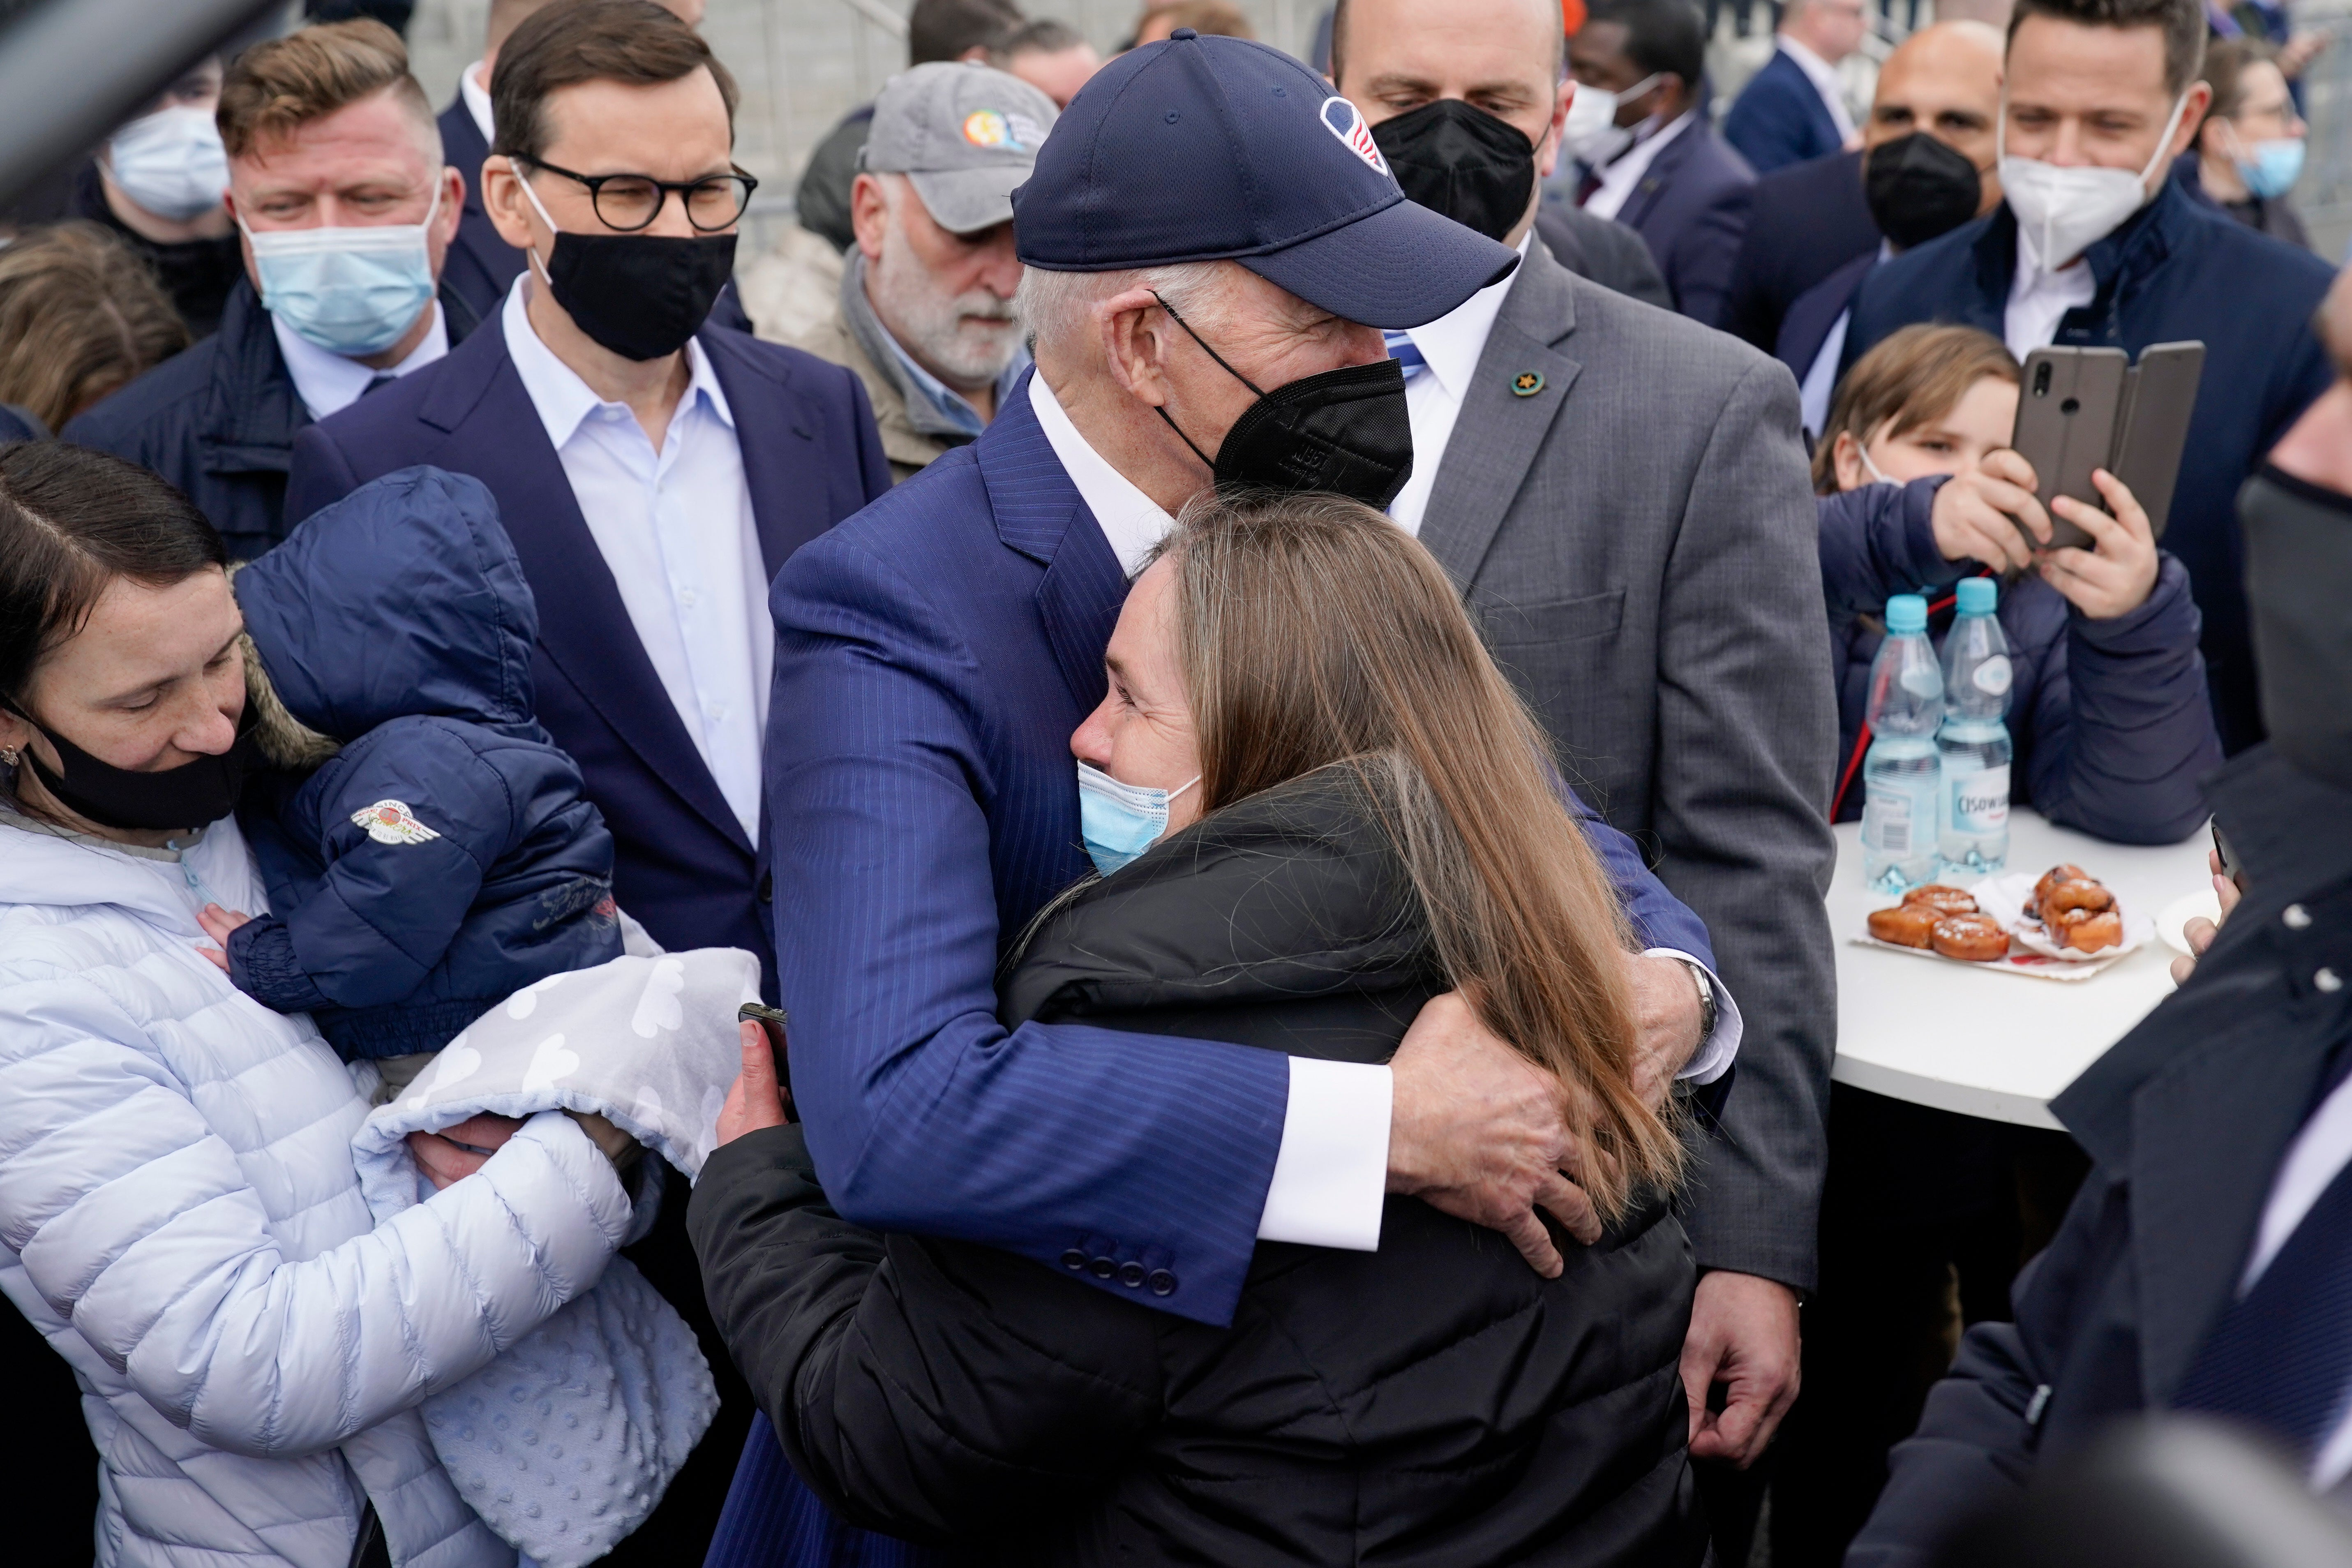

{"left": 107, "top": 105, "right": 229, "bottom": 222}
{"left": 241, "top": 181, "right": 441, "bottom": 356}
{"left": 2237, "top": 135, "right": 2305, "bottom": 200}
{"left": 1077, "top": 761, "right": 1199, "bottom": 877}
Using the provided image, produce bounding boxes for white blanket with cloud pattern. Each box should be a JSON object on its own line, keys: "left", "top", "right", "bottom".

{"left": 350, "top": 948, "right": 762, "bottom": 1568}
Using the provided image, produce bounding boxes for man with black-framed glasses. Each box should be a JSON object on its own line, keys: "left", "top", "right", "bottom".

{"left": 281, "top": 5, "right": 892, "bottom": 1557}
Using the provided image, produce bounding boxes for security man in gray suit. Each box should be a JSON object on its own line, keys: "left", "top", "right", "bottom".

{"left": 1333, "top": 0, "right": 1837, "bottom": 1536}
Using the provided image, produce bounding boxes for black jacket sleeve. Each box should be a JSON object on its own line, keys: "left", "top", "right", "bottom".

{"left": 690, "top": 1125, "right": 1164, "bottom": 1543}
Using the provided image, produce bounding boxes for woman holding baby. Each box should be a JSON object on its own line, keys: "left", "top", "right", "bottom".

{"left": 0, "top": 442, "right": 646, "bottom": 1568}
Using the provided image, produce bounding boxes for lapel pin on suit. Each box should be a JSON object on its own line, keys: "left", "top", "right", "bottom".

{"left": 1512, "top": 371, "right": 1546, "bottom": 397}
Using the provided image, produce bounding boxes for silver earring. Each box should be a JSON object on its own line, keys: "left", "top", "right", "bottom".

{"left": 1, "top": 748, "right": 16, "bottom": 767}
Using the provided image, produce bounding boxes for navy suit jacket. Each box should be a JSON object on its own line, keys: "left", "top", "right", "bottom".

{"left": 1723, "top": 48, "right": 1848, "bottom": 175}
{"left": 1720, "top": 148, "right": 1878, "bottom": 353}
{"left": 765, "top": 370, "right": 1714, "bottom": 1330}
{"left": 435, "top": 97, "right": 526, "bottom": 328}
{"left": 1775, "top": 247, "right": 1876, "bottom": 389}
{"left": 282, "top": 315, "right": 892, "bottom": 994}
{"left": 1844, "top": 178, "right": 2334, "bottom": 755}
{"left": 1604, "top": 118, "right": 1756, "bottom": 328}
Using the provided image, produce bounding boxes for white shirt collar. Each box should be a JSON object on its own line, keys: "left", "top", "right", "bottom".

{"left": 1395, "top": 231, "right": 1532, "bottom": 403}
{"left": 500, "top": 274, "right": 732, "bottom": 451}
{"left": 1027, "top": 371, "right": 1175, "bottom": 578}
{"left": 1583, "top": 108, "right": 1695, "bottom": 221}
{"left": 1775, "top": 34, "right": 1842, "bottom": 101}
{"left": 461, "top": 60, "right": 494, "bottom": 146}
{"left": 272, "top": 303, "right": 448, "bottom": 421}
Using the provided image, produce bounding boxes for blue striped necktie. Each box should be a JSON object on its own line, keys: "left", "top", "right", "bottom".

{"left": 1382, "top": 331, "right": 1428, "bottom": 383}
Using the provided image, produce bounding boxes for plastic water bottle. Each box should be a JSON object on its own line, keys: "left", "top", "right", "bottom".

{"left": 1937, "top": 577, "right": 2014, "bottom": 878}
{"left": 1862, "top": 594, "right": 1945, "bottom": 893}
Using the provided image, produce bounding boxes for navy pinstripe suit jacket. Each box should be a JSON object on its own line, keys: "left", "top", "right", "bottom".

{"left": 766, "top": 371, "right": 1715, "bottom": 1329}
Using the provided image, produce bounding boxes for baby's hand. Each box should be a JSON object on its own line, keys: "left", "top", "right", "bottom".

{"left": 196, "top": 903, "right": 253, "bottom": 973}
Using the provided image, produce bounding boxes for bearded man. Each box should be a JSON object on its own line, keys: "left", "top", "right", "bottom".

{"left": 789, "top": 61, "right": 1050, "bottom": 479}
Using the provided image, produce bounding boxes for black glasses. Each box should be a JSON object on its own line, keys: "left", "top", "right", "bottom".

{"left": 524, "top": 157, "right": 758, "bottom": 233}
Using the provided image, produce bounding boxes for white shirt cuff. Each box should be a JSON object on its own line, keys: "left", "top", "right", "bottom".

{"left": 1644, "top": 947, "right": 1742, "bottom": 1086}
{"left": 1255, "top": 1056, "right": 1392, "bottom": 1250}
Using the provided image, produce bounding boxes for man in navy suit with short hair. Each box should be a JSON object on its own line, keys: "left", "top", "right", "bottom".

{"left": 1570, "top": 0, "right": 1758, "bottom": 325}
{"left": 283, "top": 7, "right": 889, "bottom": 1556}
{"left": 1724, "top": 0, "right": 1868, "bottom": 173}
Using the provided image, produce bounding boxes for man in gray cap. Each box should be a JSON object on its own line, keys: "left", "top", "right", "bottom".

{"left": 787, "top": 62, "right": 1055, "bottom": 480}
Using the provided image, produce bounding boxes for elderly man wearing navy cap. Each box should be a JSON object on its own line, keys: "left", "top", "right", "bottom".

{"left": 701, "top": 29, "right": 1747, "bottom": 1557}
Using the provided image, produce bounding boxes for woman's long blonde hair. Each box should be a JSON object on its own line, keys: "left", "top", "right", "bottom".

{"left": 1153, "top": 491, "right": 1683, "bottom": 1220}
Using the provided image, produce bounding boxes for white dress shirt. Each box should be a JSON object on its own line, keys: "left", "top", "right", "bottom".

{"left": 2003, "top": 225, "right": 2097, "bottom": 360}
{"left": 1798, "top": 241, "right": 1895, "bottom": 438}
{"left": 501, "top": 277, "right": 772, "bottom": 840}
{"left": 1774, "top": 34, "right": 1860, "bottom": 143}
{"left": 273, "top": 305, "right": 448, "bottom": 422}
{"left": 1583, "top": 109, "right": 1696, "bottom": 222}
{"left": 460, "top": 59, "right": 495, "bottom": 144}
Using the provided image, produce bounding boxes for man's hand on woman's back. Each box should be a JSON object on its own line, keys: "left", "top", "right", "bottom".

{"left": 1387, "top": 993, "right": 1602, "bottom": 1274}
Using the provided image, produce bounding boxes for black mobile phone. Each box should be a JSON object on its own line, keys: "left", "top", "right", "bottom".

{"left": 2211, "top": 823, "right": 2246, "bottom": 893}
{"left": 736, "top": 1002, "right": 796, "bottom": 1119}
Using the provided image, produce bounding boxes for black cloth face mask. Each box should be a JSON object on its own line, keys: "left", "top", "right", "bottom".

{"left": 1150, "top": 292, "right": 1415, "bottom": 510}
{"left": 2242, "top": 467, "right": 2352, "bottom": 788}
{"left": 4, "top": 699, "right": 259, "bottom": 833}
{"left": 1371, "top": 98, "right": 1538, "bottom": 244}
{"left": 1863, "top": 132, "right": 1984, "bottom": 252}
{"left": 542, "top": 230, "right": 738, "bottom": 362}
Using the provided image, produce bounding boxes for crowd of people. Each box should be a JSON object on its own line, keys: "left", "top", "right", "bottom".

{"left": 0, "top": 0, "right": 2346, "bottom": 1565}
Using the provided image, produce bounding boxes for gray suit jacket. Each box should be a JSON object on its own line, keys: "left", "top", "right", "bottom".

{"left": 1420, "top": 241, "right": 1839, "bottom": 1289}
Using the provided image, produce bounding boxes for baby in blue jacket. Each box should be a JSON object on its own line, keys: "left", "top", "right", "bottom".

{"left": 201, "top": 466, "right": 624, "bottom": 1077}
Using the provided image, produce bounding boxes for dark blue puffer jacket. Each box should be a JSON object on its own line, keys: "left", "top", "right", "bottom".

{"left": 227, "top": 465, "right": 624, "bottom": 1059}
{"left": 1822, "top": 476, "right": 2222, "bottom": 844}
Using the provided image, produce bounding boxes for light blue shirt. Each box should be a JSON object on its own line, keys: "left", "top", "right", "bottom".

{"left": 499, "top": 277, "right": 771, "bottom": 839}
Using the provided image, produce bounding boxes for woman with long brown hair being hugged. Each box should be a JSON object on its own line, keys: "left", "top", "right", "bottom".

{"left": 692, "top": 492, "right": 1702, "bottom": 1567}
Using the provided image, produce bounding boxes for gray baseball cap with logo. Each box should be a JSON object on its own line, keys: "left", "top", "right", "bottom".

{"left": 861, "top": 62, "right": 1059, "bottom": 235}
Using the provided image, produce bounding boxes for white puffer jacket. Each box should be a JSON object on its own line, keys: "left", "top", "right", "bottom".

{"left": 0, "top": 810, "right": 635, "bottom": 1568}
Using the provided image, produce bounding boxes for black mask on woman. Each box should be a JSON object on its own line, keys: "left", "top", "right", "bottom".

{"left": 542, "top": 231, "right": 738, "bottom": 361}
{"left": 1863, "top": 132, "right": 1985, "bottom": 252}
{"left": 1149, "top": 292, "right": 1415, "bottom": 510}
{"left": 1370, "top": 98, "right": 1538, "bottom": 244}
{"left": 2242, "top": 467, "right": 2352, "bottom": 789}
{"left": 4, "top": 700, "right": 258, "bottom": 833}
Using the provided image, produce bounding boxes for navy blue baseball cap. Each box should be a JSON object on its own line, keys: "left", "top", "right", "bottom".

{"left": 1011, "top": 30, "right": 1520, "bottom": 329}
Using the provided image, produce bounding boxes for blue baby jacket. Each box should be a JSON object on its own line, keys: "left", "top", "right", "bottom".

{"left": 229, "top": 465, "right": 623, "bottom": 1058}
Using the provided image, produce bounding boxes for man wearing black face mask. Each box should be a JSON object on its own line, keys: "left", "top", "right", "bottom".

{"left": 1776, "top": 20, "right": 2007, "bottom": 436}
{"left": 281, "top": 4, "right": 893, "bottom": 1556}
{"left": 1721, "top": 21, "right": 2003, "bottom": 367}
{"left": 1333, "top": 9, "right": 1836, "bottom": 1559}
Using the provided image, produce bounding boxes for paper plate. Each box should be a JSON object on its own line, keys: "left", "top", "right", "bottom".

{"left": 2158, "top": 887, "right": 2225, "bottom": 956}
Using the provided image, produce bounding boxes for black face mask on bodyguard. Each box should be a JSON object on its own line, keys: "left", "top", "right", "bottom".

{"left": 1371, "top": 98, "right": 1538, "bottom": 244}
{"left": 4, "top": 700, "right": 258, "bottom": 833}
{"left": 1863, "top": 132, "right": 1984, "bottom": 252}
{"left": 2241, "top": 468, "right": 2352, "bottom": 789}
{"left": 1150, "top": 292, "right": 1415, "bottom": 509}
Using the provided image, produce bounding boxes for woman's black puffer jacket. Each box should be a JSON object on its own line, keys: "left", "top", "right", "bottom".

{"left": 690, "top": 771, "right": 1703, "bottom": 1567}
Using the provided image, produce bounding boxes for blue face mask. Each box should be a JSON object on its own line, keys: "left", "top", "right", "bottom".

{"left": 2237, "top": 136, "right": 2305, "bottom": 200}
{"left": 241, "top": 182, "right": 441, "bottom": 356}
{"left": 1078, "top": 762, "right": 1199, "bottom": 877}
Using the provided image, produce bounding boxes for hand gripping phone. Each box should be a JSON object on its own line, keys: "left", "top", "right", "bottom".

{"left": 737, "top": 1002, "right": 796, "bottom": 1122}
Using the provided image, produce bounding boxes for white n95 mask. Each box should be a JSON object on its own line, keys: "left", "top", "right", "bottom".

{"left": 1997, "top": 89, "right": 2190, "bottom": 271}
{"left": 1563, "top": 74, "right": 1657, "bottom": 167}
{"left": 241, "top": 181, "right": 442, "bottom": 357}
{"left": 107, "top": 106, "right": 229, "bottom": 222}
